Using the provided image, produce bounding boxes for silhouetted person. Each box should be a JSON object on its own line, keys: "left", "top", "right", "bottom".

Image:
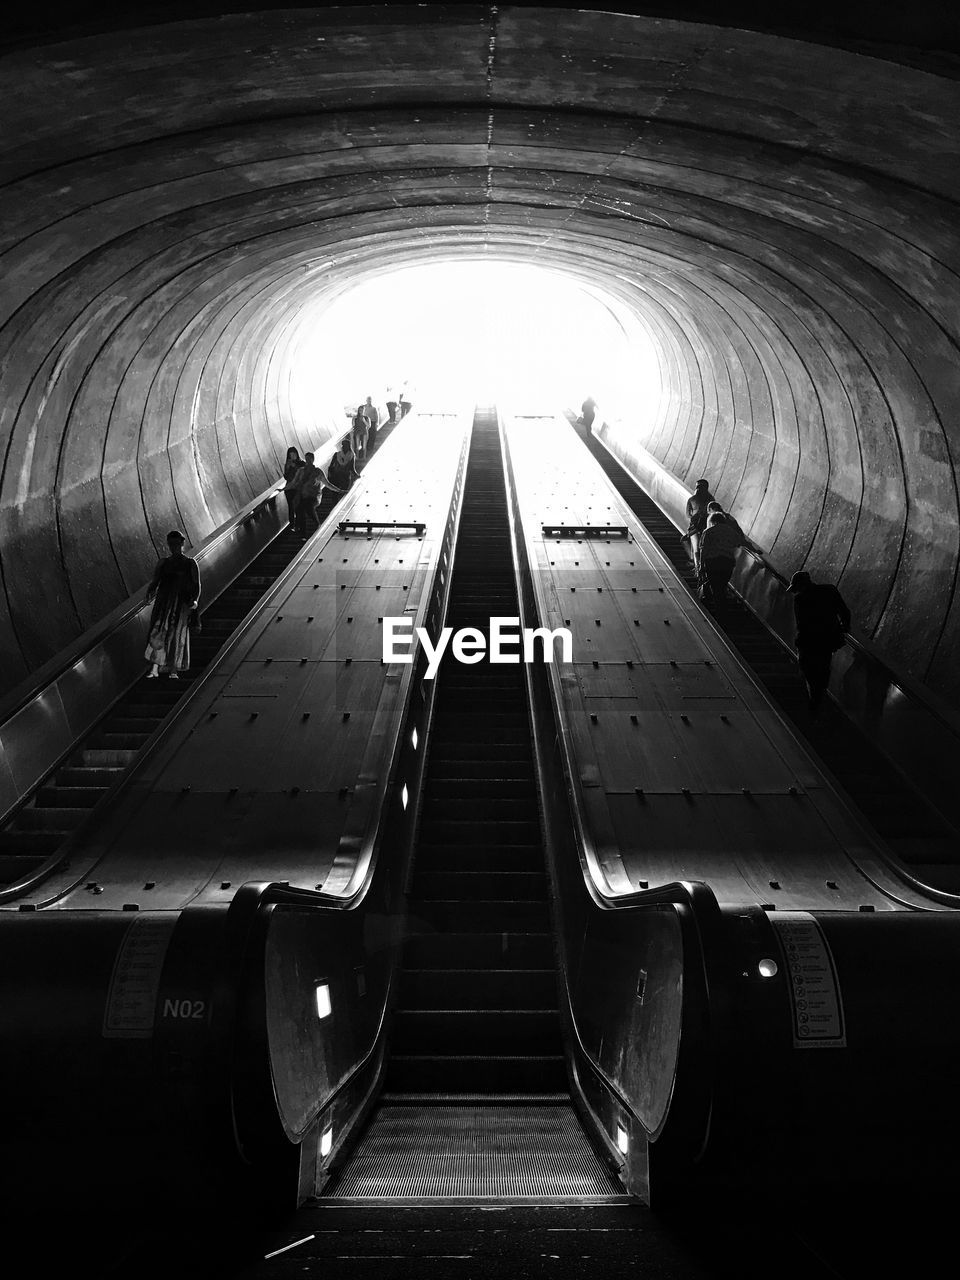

{"left": 789, "top": 571, "right": 851, "bottom": 715}
{"left": 362, "top": 396, "right": 380, "bottom": 452}
{"left": 697, "top": 511, "right": 742, "bottom": 605}
{"left": 579, "top": 396, "right": 597, "bottom": 429}
{"left": 706, "top": 500, "right": 745, "bottom": 546}
{"left": 399, "top": 388, "right": 412, "bottom": 418}
{"left": 327, "top": 438, "right": 360, "bottom": 492}
{"left": 351, "top": 406, "right": 369, "bottom": 460}
{"left": 681, "top": 478, "right": 716, "bottom": 565}
{"left": 144, "top": 531, "right": 200, "bottom": 679}
{"left": 385, "top": 387, "right": 398, "bottom": 424}
{"left": 281, "top": 445, "right": 302, "bottom": 528}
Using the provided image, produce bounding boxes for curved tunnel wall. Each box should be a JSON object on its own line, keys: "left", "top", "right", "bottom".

{"left": 0, "top": 7, "right": 958, "bottom": 712}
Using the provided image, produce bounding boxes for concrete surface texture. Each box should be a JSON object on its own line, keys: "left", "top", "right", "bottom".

{"left": 0, "top": 5, "right": 958, "bottom": 709}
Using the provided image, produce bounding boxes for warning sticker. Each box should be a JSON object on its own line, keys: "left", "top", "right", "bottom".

{"left": 770, "top": 912, "right": 846, "bottom": 1049}
{"left": 102, "top": 915, "right": 178, "bottom": 1038}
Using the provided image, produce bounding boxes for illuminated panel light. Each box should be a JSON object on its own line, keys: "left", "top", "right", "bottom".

{"left": 411, "top": 727, "right": 418, "bottom": 751}
{"left": 617, "top": 1123, "right": 629, "bottom": 1154}
{"left": 402, "top": 784, "right": 409, "bottom": 810}
{"left": 758, "top": 958, "right": 779, "bottom": 979}
{"left": 315, "top": 982, "right": 332, "bottom": 1019}
{"left": 320, "top": 1126, "right": 333, "bottom": 1157}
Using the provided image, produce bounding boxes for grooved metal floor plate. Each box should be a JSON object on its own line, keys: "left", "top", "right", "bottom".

{"left": 324, "top": 1105, "right": 627, "bottom": 1204}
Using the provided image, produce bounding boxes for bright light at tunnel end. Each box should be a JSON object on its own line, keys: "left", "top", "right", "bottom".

{"left": 291, "top": 258, "right": 661, "bottom": 424}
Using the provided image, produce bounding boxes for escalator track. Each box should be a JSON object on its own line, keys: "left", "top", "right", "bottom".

{"left": 324, "top": 407, "right": 619, "bottom": 1204}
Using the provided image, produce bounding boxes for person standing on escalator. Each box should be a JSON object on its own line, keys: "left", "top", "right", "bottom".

{"left": 144, "top": 531, "right": 200, "bottom": 680}
{"left": 681, "top": 478, "right": 716, "bottom": 567}
{"left": 281, "top": 445, "right": 303, "bottom": 529}
{"left": 294, "top": 452, "right": 345, "bottom": 538}
{"left": 789, "top": 571, "right": 851, "bottom": 717}
{"left": 697, "top": 511, "right": 743, "bottom": 606}
{"left": 351, "top": 406, "right": 369, "bottom": 461}
{"left": 327, "top": 438, "right": 360, "bottom": 493}
{"left": 362, "top": 396, "right": 380, "bottom": 454}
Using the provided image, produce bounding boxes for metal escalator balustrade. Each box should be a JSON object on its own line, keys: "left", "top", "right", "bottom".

{"left": 324, "top": 407, "right": 622, "bottom": 1204}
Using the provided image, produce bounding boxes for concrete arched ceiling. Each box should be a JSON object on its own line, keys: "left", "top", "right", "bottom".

{"left": 1, "top": 5, "right": 959, "bottom": 713}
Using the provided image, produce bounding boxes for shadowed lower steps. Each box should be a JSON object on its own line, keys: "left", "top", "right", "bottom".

{"left": 324, "top": 1105, "right": 624, "bottom": 1203}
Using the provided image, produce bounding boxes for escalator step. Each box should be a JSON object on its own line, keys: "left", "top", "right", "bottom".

{"left": 325, "top": 1104, "right": 619, "bottom": 1202}
{"left": 11, "top": 806, "right": 86, "bottom": 832}
{"left": 35, "top": 786, "right": 104, "bottom": 809}
{"left": 398, "top": 969, "right": 559, "bottom": 1008}
{"left": 391, "top": 1010, "right": 562, "bottom": 1054}
{"left": 412, "top": 900, "right": 551, "bottom": 932}
{"left": 413, "top": 871, "right": 548, "bottom": 900}
{"left": 414, "top": 844, "right": 545, "bottom": 872}
{"left": 419, "top": 821, "right": 541, "bottom": 846}
{"left": 384, "top": 1057, "right": 568, "bottom": 1093}
{"left": 403, "top": 933, "right": 555, "bottom": 970}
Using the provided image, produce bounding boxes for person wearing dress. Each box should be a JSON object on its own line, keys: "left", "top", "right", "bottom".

{"left": 144, "top": 531, "right": 200, "bottom": 679}
{"left": 351, "top": 407, "right": 369, "bottom": 461}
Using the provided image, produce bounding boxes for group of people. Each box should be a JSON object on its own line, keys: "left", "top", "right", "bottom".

{"left": 683, "top": 476, "right": 851, "bottom": 715}
{"left": 385, "top": 386, "right": 413, "bottom": 426}
{"left": 143, "top": 393, "right": 402, "bottom": 680}
{"left": 282, "top": 393, "right": 394, "bottom": 538}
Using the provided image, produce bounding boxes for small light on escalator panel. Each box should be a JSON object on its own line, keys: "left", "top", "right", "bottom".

{"left": 321, "top": 1126, "right": 333, "bottom": 1158}
{"left": 402, "top": 783, "right": 409, "bottom": 810}
{"left": 315, "top": 982, "right": 332, "bottom": 1019}
{"left": 617, "top": 1123, "right": 629, "bottom": 1154}
{"left": 411, "top": 727, "right": 418, "bottom": 751}
{"left": 758, "top": 958, "right": 779, "bottom": 979}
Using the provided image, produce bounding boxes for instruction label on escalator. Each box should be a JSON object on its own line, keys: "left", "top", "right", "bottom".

{"left": 102, "top": 916, "right": 178, "bottom": 1038}
{"left": 770, "top": 912, "right": 846, "bottom": 1049}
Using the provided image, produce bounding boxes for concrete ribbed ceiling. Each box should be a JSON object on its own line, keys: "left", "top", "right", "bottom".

{"left": 1, "top": 5, "right": 959, "bottom": 712}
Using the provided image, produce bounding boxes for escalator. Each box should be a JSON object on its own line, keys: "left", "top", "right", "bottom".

{"left": 239, "top": 409, "right": 839, "bottom": 1278}
{"left": 571, "top": 418, "right": 960, "bottom": 889}
{"left": 0, "top": 427, "right": 393, "bottom": 893}
{"left": 323, "top": 409, "right": 620, "bottom": 1203}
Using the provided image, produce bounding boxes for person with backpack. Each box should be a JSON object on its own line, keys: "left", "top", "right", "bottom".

{"left": 697, "top": 511, "right": 743, "bottom": 606}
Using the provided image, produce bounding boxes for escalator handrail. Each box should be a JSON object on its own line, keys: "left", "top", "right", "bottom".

{"left": 499, "top": 410, "right": 732, "bottom": 1149}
